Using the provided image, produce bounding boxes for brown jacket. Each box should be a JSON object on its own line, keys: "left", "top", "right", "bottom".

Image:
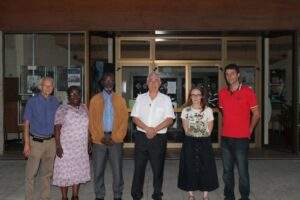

{"left": 89, "top": 92, "right": 128, "bottom": 144}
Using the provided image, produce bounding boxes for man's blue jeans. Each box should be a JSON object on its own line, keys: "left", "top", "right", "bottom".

{"left": 221, "top": 137, "right": 250, "bottom": 200}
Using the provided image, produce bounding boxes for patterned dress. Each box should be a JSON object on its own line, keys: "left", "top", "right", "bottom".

{"left": 53, "top": 104, "right": 91, "bottom": 187}
{"left": 178, "top": 106, "right": 219, "bottom": 192}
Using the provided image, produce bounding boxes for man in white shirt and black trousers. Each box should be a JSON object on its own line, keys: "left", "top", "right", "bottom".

{"left": 130, "top": 72, "right": 175, "bottom": 200}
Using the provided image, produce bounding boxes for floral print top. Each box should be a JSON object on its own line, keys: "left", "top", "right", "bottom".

{"left": 181, "top": 106, "right": 214, "bottom": 137}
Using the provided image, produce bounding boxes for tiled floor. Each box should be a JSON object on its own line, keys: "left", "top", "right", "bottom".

{"left": 0, "top": 159, "right": 300, "bottom": 200}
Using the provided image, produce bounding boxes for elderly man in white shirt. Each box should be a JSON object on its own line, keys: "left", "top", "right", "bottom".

{"left": 130, "top": 72, "right": 175, "bottom": 200}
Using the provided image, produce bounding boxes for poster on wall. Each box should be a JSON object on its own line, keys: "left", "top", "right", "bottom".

{"left": 167, "top": 81, "right": 176, "bottom": 94}
{"left": 67, "top": 68, "right": 81, "bottom": 87}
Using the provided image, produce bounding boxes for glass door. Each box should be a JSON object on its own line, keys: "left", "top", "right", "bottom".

{"left": 118, "top": 65, "right": 150, "bottom": 145}
{"left": 268, "top": 35, "right": 294, "bottom": 151}
{"left": 191, "top": 66, "right": 220, "bottom": 146}
{"left": 156, "top": 65, "right": 186, "bottom": 146}
{"left": 115, "top": 36, "right": 262, "bottom": 149}
{"left": 239, "top": 66, "right": 259, "bottom": 145}
{"left": 155, "top": 62, "right": 223, "bottom": 147}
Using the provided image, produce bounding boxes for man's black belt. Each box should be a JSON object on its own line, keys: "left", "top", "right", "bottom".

{"left": 104, "top": 131, "right": 112, "bottom": 135}
{"left": 30, "top": 134, "right": 54, "bottom": 143}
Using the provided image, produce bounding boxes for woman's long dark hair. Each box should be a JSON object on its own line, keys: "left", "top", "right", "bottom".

{"left": 183, "top": 86, "right": 208, "bottom": 111}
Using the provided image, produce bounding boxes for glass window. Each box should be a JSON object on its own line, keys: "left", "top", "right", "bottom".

{"left": 37, "top": 33, "right": 86, "bottom": 102}
{"left": 69, "top": 34, "right": 85, "bottom": 101}
{"left": 240, "top": 67, "right": 256, "bottom": 90}
{"left": 4, "top": 34, "right": 17, "bottom": 78}
{"left": 70, "top": 34, "right": 85, "bottom": 67}
{"left": 36, "top": 34, "right": 68, "bottom": 67}
{"left": 89, "top": 35, "right": 114, "bottom": 96}
{"left": 4, "top": 34, "right": 34, "bottom": 78}
{"left": 4, "top": 33, "right": 86, "bottom": 125}
{"left": 158, "top": 66, "right": 185, "bottom": 107}
{"left": 227, "top": 40, "right": 257, "bottom": 60}
{"left": 121, "top": 66, "right": 149, "bottom": 108}
{"left": 156, "top": 39, "right": 221, "bottom": 60}
{"left": 269, "top": 35, "right": 293, "bottom": 150}
{"left": 121, "top": 40, "right": 150, "bottom": 58}
{"left": 90, "top": 35, "right": 108, "bottom": 62}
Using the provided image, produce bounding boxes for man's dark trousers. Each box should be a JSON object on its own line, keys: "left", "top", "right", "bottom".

{"left": 131, "top": 131, "right": 167, "bottom": 200}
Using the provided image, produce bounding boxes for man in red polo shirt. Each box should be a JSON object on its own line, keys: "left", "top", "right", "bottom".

{"left": 219, "top": 64, "right": 260, "bottom": 200}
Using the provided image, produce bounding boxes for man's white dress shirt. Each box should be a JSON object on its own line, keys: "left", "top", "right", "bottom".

{"left": 131, "top": 92, "right": 175, "bottom": 134}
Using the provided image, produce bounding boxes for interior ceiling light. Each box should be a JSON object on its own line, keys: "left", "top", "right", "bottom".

{"left": 155, "top": 38, "right": 166, "bottom": 42}
{"left": 155, "top": 30, "right": 167, "bottom": 35}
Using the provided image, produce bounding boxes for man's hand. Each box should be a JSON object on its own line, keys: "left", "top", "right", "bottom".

{"left": 145, "top": 127, "right": 157, "bottom": 139}
{"left": 56, "top": 145, "right": 64, "bottom": 158}
{"left": 23, "top": 120, "right": 31, "bottom": 158}
{"left": 101, "top": 137, "right": 108, "bottom": 145}
{"left": 23, "top": 143, "right": 31, "bottom": 158}
{"left": 108, "top": 138, "right": 115, "bottom": 146}
{"left": 101, "top": 135, "right": 114, "bottom": 146}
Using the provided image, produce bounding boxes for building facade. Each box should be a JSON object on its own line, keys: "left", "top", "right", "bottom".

{"left": 0, "top": 1, "right": 300, "bottom": 154}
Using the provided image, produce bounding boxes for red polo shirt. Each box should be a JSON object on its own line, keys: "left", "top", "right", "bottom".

{"left": 219, "top": 85, "right": 258, "bottom": 138}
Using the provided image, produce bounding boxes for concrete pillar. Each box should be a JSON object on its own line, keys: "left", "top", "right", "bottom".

{"left": 0, "top": 31, "right": 4, "bottom": 154}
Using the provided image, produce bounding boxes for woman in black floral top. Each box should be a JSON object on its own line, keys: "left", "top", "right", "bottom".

{"left": 178, "top": 87, "right": 219, "bottom": 200}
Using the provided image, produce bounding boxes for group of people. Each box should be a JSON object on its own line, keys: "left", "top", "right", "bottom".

{"left": 23, "top": 63, "right": 260, "bottom": 200}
